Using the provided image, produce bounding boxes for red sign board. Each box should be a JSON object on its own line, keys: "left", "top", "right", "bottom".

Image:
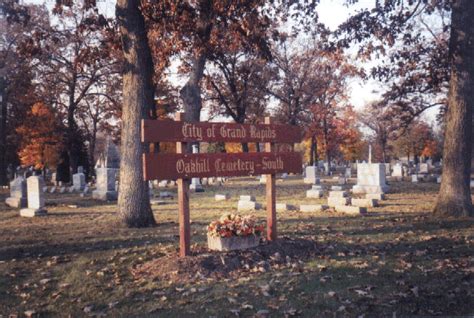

{"left": 141, "top": 120, "right": 303, "bottom": 143}
{"left": 143, "top": 152, "right": 302, "bottom": 180}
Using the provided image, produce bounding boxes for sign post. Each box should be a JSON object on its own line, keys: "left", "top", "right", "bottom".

{"left": 142, "top": 113, "right": 303, "bottom": 257}
{"left": 175, "top": 113, "right": 191, "bottom": 257}
{"left": 265, "top": 117, "right": 277, "bottom": 241}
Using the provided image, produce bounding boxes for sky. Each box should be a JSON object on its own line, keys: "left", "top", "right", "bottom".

{"left": 317, "top": 0, "right": 381, "bottom": 111}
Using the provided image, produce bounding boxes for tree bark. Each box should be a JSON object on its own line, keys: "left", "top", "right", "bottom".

{"left": 310, "top": 135, "right": 317, "bottom": 166}
{"left": 116, "top": 0, "right": 156, "bottom": 227}
{"left": 180, "top": 51, "right": 207, "bottom": 123}
{"left": 0, "top": 77, "right": 8, "bottom": 185}
{"left": 434, "top": 0, "right": 473, "bottom": 217}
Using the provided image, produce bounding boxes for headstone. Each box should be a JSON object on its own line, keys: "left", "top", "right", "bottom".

{"left": 323, "top": 162, "right": 330, "bottom": 175}
{"left": 68, "top": 186, "right": 75, "bottom": 193}
{"left": 5, "top": 177, "right": 27, "bottom": 208}
{"left": 437, "top": 176, "right": 442, "bottom": 184}
{"left": 276, "top": 203, "right": 296, "bottom": 211}
{"left": 411, "top": 174, "right": 419, "bottom": 183}
{"left": 240, "top": 195, "right": 255, "bottom": 202}
{"left": 20, "top": 176, "right": 47, "bottom": 217}
{"left": 391, "top": 163, "right": 403, "bottom": 178}
{"left": 384, "top": 163, "right": 391, "bottom": 176}
{"left": 51, "top": 172, "right": 57, "bottom": 186}
{"left": 419, "top": 163, "right": 429, "bottom": 174}
{"left": 344, "top": 167, "right": 352, "bottom": 178}
{"left": 237, "top": 200, "right": 261, "bottom": 211}
{"left": 72, "top": 172, "right": 85, "bottom": 191}
{"left": 59, "top": 187, "right": 66, "bottom": 193}
{"left": 237, "top": 195, "right": 260, "bottom": 211}
{"left": 352, "top": 162, "right": 388, "bottom": 194}
{"left": 92, "top": 139, "right": 120, "bottom": 201}
{"left": 215, "top": 193, "right": 230, "bottom": 201}
{"left": 328, "top": 190, "right": 348, "bottom": 198}
{"left": 327, "top": 188, "right": 350, "bottom": 207}
{"left": 49, "top": 186, "right": 56, "bottom": 194}
{"left": 259, "top": 175, "right": 267, "bottom": 184}
{"left": 190, "top": 144, "right": 204, "bottom": 192}
{"left": 306, "top": 185, "right": 323, "bottom": 198}
{"left": 303, "top": 166, "right": 320, "bottom": 184}
{"left": 328, "top": 192, "right": 350, "bottom": 207}
{"left": 280, "top": 173, "right": 288, "bottom": 179}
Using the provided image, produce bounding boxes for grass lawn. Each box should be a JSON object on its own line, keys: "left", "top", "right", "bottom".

{"left": 0, "top": 176, "right": 473, "bottom": 317}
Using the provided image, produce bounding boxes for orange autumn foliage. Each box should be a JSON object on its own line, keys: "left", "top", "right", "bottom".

{"left": 16, "top": 102, "right": 64, "bottom": 169}
{"left": 225, "top": 143, "right": 258, "bottom": 153}
{"left": 421, "top": 140, "right": 438, "bottom": 157}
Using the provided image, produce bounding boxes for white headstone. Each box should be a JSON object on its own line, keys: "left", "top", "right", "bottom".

{"left": 20, "top": 176, "right": 47, "bottom": 217}
{"left": 72, "top": 172, "right": 85, "bottom": 191}
{"left": 344, "top": 167, "right": 352, "bottom": 178}
{"left": 419, "top": 163, "right": 429, "bottom": 174}
{"left": 392, "top": 163, "right": 403, "bottom": 177}
{"left": 352, "top": 163, "right": 388, "bottom": 194}
{"left": 5, "top": 177, "right": 27, "bottom": 208}
{"left": 303, "top": 166, "right": 320, "bottom": 184}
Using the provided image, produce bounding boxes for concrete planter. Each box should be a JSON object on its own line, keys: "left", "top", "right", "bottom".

{"left": 207, "top": 234, "right": 260, "bottom": 252}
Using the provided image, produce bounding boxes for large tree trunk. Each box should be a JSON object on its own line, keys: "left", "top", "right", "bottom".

{"left": 434, "top": 0, "right": 473, "bottom": 217}
{"left": 116, "top": 0, "right": 156, "bottom": 227}
{"left": 310, "top": 135, "right": 317, "bottom": 166}
{"left": 0, "top": 78, "right": 7, "bottom": 185}
{"left": 180, "top": 51, "right": 207, "bottom": 123}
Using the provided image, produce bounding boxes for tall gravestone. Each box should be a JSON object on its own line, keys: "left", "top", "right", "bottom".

{"left": 352, "top": 145, "right": 389, "bottom": 194}
{"left": 92, "top": 140, "right": 120, "bottom": 201}
{"left": 20, "top": 176, "right": 47, "bottom": 217}
{"left": 303, "top": 166, "right": 320, "bottom": 184}
{"left": 72, "top": 166, "right": 86, "bottom": 191}
{"left": 5, "top": 177, "right": 27, "bottom": 208}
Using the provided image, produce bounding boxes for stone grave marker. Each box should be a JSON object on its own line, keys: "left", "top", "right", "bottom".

{"left": 303, "top": 166, "right": 320, "bottom": 184}
{"left": 392, "top": 163, "right": 403, "bottom": 178}
{"left": 5, "top": 177, "right": 27, "bottom": 208}
{"left": 306, "top": 185, "right": 323, "bottom": 198}
{"left": 20, "top": 176, "right": 47, "bottom": 217}
{"left": 92, "top": 139, "right": 119, "bottom": 201}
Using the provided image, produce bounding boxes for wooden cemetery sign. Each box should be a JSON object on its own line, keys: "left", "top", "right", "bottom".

{"left": 142, "top": 113, "right": 303, "bottom": 257}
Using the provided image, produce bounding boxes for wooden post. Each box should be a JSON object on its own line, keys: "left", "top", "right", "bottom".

{"left": 265, "top": 116, "right": 277, "bottom": 241}
{"left": 176, "top": 113, "right": 191, "bottom": 257}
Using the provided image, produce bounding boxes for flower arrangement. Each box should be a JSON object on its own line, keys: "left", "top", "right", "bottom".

{"left": 207, "top": 214, "right": 264, "bottom": 238}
